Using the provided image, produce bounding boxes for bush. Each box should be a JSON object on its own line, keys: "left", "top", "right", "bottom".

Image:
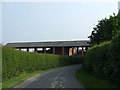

{"left": 89, "top": 14, "right": 120, "bottom": 45}
{"left": 83, "top": 42, "right": 110, "bottom": 78}
{"left": 69, "top": 56, "right": 84, "bottom": 64}
{"left": 107, "top": 31, "right": 120, "bottom": 84}
{"left": 84, "top": 34, "right": 120, "bottom": 85}
{"left": 2, "top": 46, "right": 83, "bottom": 82}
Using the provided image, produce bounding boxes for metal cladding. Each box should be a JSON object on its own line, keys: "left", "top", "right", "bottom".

{"left": 5, "top": 40, "right": 91, "bottom": 48}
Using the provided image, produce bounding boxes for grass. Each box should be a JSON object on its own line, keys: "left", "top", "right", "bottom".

{"left": 2, "top": 64, "right": 81, "bottom": 88}
{"left": 75, "top": 68, "right": 120, "bottom": 88}
{"left": 2, "top": 67, "right": 60, "bottom": 88}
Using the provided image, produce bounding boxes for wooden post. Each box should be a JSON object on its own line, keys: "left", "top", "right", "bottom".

{"left": 62, "top": 47, "right": 64, "bottom": 55}
{"left": 34, "top": 48, "right": 37, "bottom": 52}
{"left": 82, "top": 47, "right": 84, "bottom": 56}
{"left": 53, "top": 47, "right": 55, "bottom": 54}
{"left": 44, "top": 47, "right": 46, "bottom": 53}
{"left": 27, "top": 48, "right": 29, "bottom": 52}
{"left": 72, "top": 47, "right": 74, "bottom": 55}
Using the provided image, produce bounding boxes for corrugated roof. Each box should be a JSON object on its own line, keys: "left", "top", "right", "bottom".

{"left": 5, "top": 40, "right": 91, "bottom": 48}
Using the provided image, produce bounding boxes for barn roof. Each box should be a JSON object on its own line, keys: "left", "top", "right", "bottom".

{"left": 5, "top": 40, "right": 91, "bottom": 48}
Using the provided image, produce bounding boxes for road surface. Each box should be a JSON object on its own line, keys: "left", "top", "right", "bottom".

{"left": 15, "top": 64, "right": 84, "bottom": 88}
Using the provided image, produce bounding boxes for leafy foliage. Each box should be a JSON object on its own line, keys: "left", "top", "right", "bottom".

{"left": 83, "top": 42, "right": 110, "bottom": 78}
{"left": 107, "top": 31, "right": 120, "bottom": 84}
{"left": 69, "top": 56, "right": 84, "bottom": 64}
{"left": 83, "top": 34, "right": 120, "bottom": 85}
{"left": 2, "top": 46, "right": 83, "bottom": 82}
{"left": 89, "top": 14, "right": 120, "bottom": 45}
{"left": 83, "top": 12, "right": 120, "bottom": 86}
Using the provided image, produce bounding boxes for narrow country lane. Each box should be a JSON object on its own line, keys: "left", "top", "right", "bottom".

{"left": 15, "top": 65, "right": 84, "bottom": 88}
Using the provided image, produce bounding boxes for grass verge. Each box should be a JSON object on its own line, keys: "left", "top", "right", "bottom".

{"left": 75, "top": 68, "right": 119, "bottom": 88}
{"left": 2, "top": 67, "right": 59, "bottom": 88}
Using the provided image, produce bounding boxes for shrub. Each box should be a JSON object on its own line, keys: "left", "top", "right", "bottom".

{"left": 89, "top": 14, "right": 120, "bottom": 45}
{"left": 69, "top": 56, "right": 84, "bottom": 64}
{"left": 83, "top": 41, "right": 110, "bottom": 78}
{"left": 2, "top": 46, "right": 83, "bottom": 82}
{"left": 107, "top": 31, "right": 120, "bottom": 84}
{"left": 84, "top": 35, "right": 120, "bottom": 85}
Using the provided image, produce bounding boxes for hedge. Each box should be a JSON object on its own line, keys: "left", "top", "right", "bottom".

{"left": 107, "top": 31, "right": 120, "bottom": 84}
{"left": 2, "top": 46, "right": 83, "bottom": 82}
{"left": 83, "top": 41, "right": 110, "bottom": 78}
{"left": 83, "top": 32, "right": 120, "bottom": 85}
{"left": 69, "top": 56, "right": 84, "bottom": 64}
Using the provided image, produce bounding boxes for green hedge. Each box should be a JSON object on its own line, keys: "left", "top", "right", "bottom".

{"left": 69, "top": 56, "right": 84, "bottom": 64}
{"left": 107, "top": 31, "right": 120, "bottom": 84}
{"left": 2, "top": 46, "right": 83, "bottom": 82}
{"left": 83, "top": 32, "right": 120, "bottom": 85}
{"left": 83, "top": 42, "right": 110, "bottom": 78}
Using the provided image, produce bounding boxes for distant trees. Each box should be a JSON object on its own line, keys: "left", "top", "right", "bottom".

{"left": 89, "top": 14, "right": 120, "bottom": 45}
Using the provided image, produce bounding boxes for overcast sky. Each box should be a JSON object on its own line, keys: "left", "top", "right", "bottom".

{"left": 2, "top": 1, "right": 119, "bottom": 45}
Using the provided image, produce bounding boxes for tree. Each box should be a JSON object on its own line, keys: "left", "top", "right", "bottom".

{"left": 89, "top": 14, "right": 120, "bottom": 45}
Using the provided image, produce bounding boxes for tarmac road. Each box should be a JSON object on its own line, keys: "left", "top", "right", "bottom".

{"left": 15, "top": 64, "right": 84, "bottom": 88}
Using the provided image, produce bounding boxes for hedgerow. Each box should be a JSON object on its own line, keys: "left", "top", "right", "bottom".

{"left": 83, "top": 32, "right": 120, "bottom": 85}
{"left": 69, "top": 56, "right": 84, "bottom": 64}
{"left": 2, "top": 46, "right": 83, "bottom": 82}
{"left": 83, "top": 41, "right": 110, "bottom": 78}
{"left": 107, "top": 31, "right": 120, "bottom": 84}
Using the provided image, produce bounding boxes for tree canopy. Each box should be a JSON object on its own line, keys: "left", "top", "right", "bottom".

{"left": 89, "top": 14, "right": 120, "bottom": 45}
